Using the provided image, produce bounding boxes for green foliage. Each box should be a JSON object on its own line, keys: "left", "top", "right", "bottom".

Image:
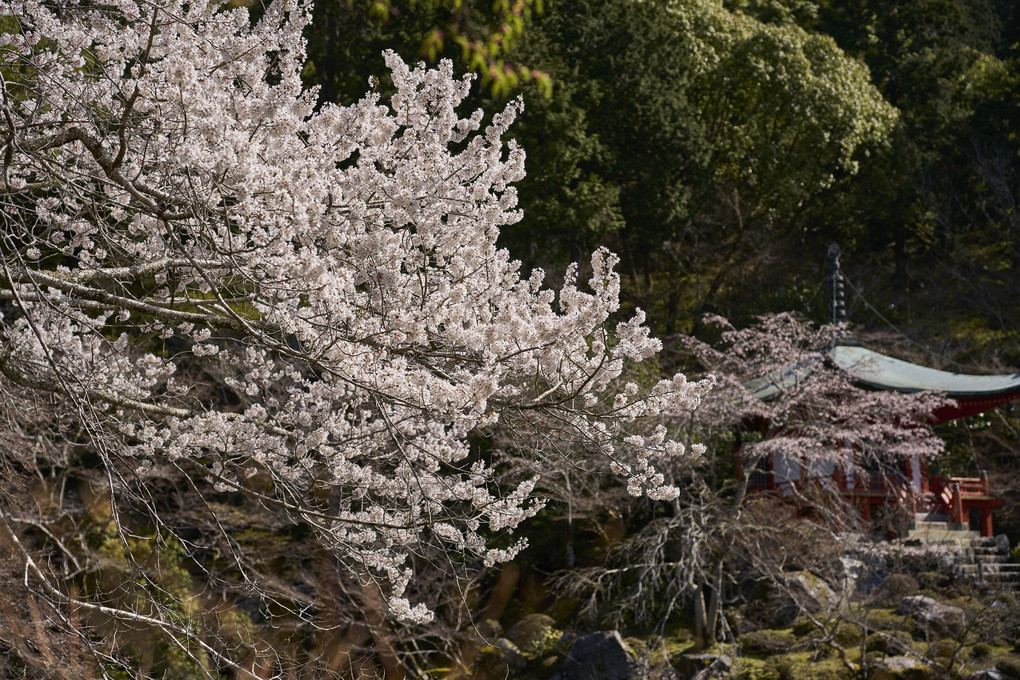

{"left": 303, "top": 0, "right": 548, "bottom": 101}
{"left": 668, "top": 0, "right": 897, "bottom": 224}
{"left": 494, "top": 0, "right": 898, "bottom": 333}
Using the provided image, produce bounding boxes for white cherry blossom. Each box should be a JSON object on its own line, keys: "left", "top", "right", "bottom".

{"left": 0, "top": 0, "right": 711, "bottom": 624}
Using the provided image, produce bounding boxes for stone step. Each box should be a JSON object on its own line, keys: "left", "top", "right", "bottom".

{"left": 958, "top": 562, "right": 1020, "bottom": 572}
{"left": 957, "top": 566, "right": 1020, "bottom": 582}
{"left": 911, "top": 520, "right": 973, "bottom": 531}
{"left": 907, "top": 526, "right": 981, "bottom": 543}
{"left": 970, "top": 549, "right": 1007, "bottom": 560}
{"left": 915, "top": 512, "right": 950, "bottom": 523}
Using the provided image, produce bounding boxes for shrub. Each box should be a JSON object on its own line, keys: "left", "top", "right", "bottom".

{"left": 918, "top": 570, "right": 953, "bottom": 591}
{"left": 970, "top": 643, "right": 994, "bottom": 659}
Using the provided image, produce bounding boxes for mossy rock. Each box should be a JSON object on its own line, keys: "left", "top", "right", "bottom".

{"left": 795, "top": 656, "right": 856, "bottom": 680}
{"left": 662, "top": 635, "right": 697, "bottom": 667}
{"left": 994, "top": 592, "right": 1018, "bottom": 609}
{"left": 868, "top": 655, "right": 931, "bottom": 680}
{"left": 739, "top": 629, "right": 799, "bottom": 656}
{"left": 865, "top": 631, "right": 913, "bottom": 655}
{"left": 865, "top": 609, "right": 916, "bottom": 634}
{"left": 865, "top": 633, "right": 888, "bottom": 653}
{"left": 506, "top": 614, "right": 561, "bottom": 659}
{"left": 763, "top": 653, "right": 850, "bottom": 680}
{"left": 734, "top": 656, "right": 770, "bottom": 680}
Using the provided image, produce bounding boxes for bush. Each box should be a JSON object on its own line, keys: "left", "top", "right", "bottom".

{"left": 740, "top": 630, "right": 800, "bottom": 656}
{"left": 970, "top": 643, "right": 994, "bottom": 659}
{"left": 918, "top": 570, "right": 952, "bottom": 591}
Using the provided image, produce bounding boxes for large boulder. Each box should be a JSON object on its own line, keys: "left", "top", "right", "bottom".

{"left": 559, "top": 631, "right": 641, "bottom": 680}
{"left": 895, "top": 595, "right": 965, "bottom": 637}
{"left": 768, "top": 571, "right": 841, "bottom": 626}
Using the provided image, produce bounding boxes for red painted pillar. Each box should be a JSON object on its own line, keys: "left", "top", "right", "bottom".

{"left": 981, "top": 507, "right": 993, "bottom": 537}
{"left": 951, "top": 483, "right": 963, "bottom": 528}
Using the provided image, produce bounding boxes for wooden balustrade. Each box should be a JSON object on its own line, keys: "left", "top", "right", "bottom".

{"left": 743, "top": 465, "right": 1001, "bottom": 537}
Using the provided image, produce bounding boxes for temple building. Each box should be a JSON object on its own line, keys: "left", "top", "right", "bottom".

{"left": 743, "top": 246, "right": 1020, "bottom": 537}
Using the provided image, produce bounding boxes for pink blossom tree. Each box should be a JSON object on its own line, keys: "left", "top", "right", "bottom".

{"left": 687, "top": 314, "right": 948, "bottom": 503}
{"left": 554, "top": 313, "right": 949, "bottom": 644}
{"left": 0, "top": 0, "right": 711, "bottom": 674}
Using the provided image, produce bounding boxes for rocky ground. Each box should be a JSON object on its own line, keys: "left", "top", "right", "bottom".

{"left": 469, "top": 535, "right": 1020, "bottom": 680}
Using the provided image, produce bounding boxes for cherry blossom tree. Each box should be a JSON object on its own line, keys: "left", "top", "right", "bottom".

{"left": 553, "top": 314, "right": 949, "bottom": 644}
{"left": 688, "top": 314, "right": 948, "bottom": 495}
{"left": 0, "top": 0, "right": 711, "bottom": 675}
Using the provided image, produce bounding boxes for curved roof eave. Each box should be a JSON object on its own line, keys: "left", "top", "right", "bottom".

{"left": 830, "top": 345, "right": 1020, "bottom": 398}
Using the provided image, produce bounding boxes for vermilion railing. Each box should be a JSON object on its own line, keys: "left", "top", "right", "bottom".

{"left": 744, "top": 466, "right": 1000, "bottom": 536}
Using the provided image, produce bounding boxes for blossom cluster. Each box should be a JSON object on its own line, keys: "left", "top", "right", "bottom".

{"left": 0, "top": 0, "right": 710, "bottom": 620}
